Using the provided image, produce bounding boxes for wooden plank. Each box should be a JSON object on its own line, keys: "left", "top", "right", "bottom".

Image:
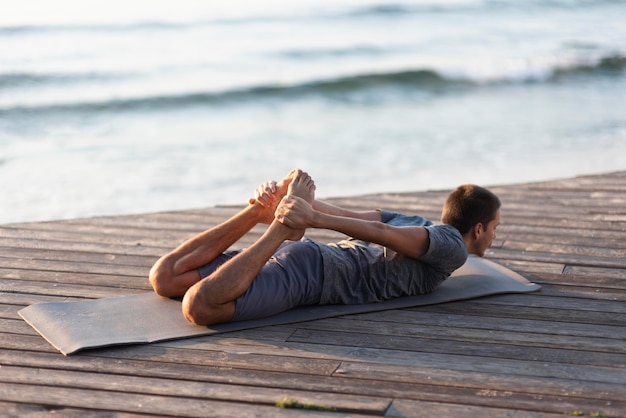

{"left": 0, "top": 401, "right": 148, "bottom": 418}
{"left": 0, "top": 268, "right": 149, "bottom": 289}
{"left": 1, "top": 317, "right": 44, "bottom": 335}
{"left": 0, "top": 236, "right": 167, "bottom": 257}
{"left": 0, "top": 225, "right": 184, "bottom": 249}
{"left": 0, "top": 220, "right": 345, "bottom": 252}
{"left": 501, "top": 215, "right": 626, "bottom": 232}
{"left": 503, "top": 241, "right": 626, "bottom": 258}
{"left": 414, "top": 301, "right": 626, "bottom": 326}
{"left": 464, "top": 293, "right": 626, "bottom": 314}
{"left": 502, "top": 234, "right": 626, "bottom": 252}
{"left": 486, "top": 248, "right": 626, "bottom": 269}
{"left": 0, "top": 292, "right": 83, "bottom": 307}
{"left": 497, "top": 224, "right": 626, "bottom": 241}
{"left": 0, "top": 279, "right": 147, "bottom": 298}
{"left": 524, "top": 271, "right": 626, "bottom": 289}
{"left": 1, "top": 334, "right": 63, "bottom": 353}
{"left": 0, "top": 347, "right": 349, "bottom": 391}
{"left": 529, "top": 283, "right": 626, "bottom": 301}
{"left": 385, "top": 398, "right": 609, "bottom": 418}
{"left": 0, "top": 365, "right": 391, "bottom": 416}
{"left": 494, "top": 259, "right": 565, "bottom": 275}
{"left": 340, "top": 364, "right": 626, "bottom": 417}
{"left": 303, "top": 316, "right": 626, "bottom": 351}
{"left": 0, "top": 304, "right": 21, "bottom": 320}
{"left": 0, "top": 256, "right": 149, "bottom": 277}
{"left": 564, "top": 265, "right": 626, "bottom": 280}
{"left": 286, "top": 328, "right": 626, "bottom": 368}
{"left": 91, "top": 345, "right": 342, "bottom": 376}
{"left": 0, "top": 246, "right": 156, "bottom": 268}
{"left": 0, "top": 382, "right": 366, "bottom": 418}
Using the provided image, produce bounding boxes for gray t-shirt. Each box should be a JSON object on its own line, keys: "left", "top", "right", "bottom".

{"left": 315, "top": 210, "right": 468, "bottom": 305}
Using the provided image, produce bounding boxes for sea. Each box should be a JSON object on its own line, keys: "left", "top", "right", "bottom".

{"left": 1, "top": 0, "right": 625, "bottom": 224}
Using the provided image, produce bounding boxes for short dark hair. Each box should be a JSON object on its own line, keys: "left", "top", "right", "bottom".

{"left": 441, "top": 184, "right": 501, "bottom": 235}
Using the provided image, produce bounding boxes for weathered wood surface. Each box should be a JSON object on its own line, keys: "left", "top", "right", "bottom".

{"left": 1, "top": 171, "right": 625, "bottom": 417}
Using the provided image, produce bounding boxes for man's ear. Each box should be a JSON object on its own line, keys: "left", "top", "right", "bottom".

{"left": 472, "top": 222, "right": 483, "bottom": 239}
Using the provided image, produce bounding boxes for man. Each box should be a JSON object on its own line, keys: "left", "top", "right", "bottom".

{"left": 149, "top": 169, "right": 500, "bottom": 326}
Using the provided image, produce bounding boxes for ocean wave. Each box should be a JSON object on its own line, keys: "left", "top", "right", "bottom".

{"left": 339, "top": 0, "right": 624, "bottom": 18}
{"left": 1, "top": 54, "right": 624, "bottom": 116}
{"left": 3, "top": 0, "right": 619, "bottom": 35}
{"left": 0, "top": 21, "right": 192, "bottom": 35}
{"left": 0, "top": 72, "right": 126, "bottom": 89}
{"left": 553, "top": 54, "right": 626, "bottom": 78}
{"left": 0, "top": 69, "right": 466, "bottom": 116}
{"left": 279, "top": 45, "right": 388, "bottom": 59}
{"left": 0, "top": 3, "right": 446, "bottom": 35}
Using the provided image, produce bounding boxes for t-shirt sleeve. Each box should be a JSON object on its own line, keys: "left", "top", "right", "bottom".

{"left": 379, "top": 210, "right": 432, "bottom": 227}
{"left": 420, "top": 224, "right": 468, "bottom": 274}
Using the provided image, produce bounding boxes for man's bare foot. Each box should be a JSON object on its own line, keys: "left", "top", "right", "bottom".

{"left": 278, "top": 169, "right": 301, "bottom": 194}
{"left": 286, "top": 170, "right": 315, "bottom": 204}
{"left": 272, "top": 170, "right": 315, "bottom": 241}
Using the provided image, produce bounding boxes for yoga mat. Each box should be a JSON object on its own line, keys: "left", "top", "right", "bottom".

{"left": 19, "top": 256, "right": 540, "bottom": 355}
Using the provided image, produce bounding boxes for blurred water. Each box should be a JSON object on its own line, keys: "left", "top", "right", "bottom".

{"left": 1, "top": 0, "right": 625, "bottom": 223}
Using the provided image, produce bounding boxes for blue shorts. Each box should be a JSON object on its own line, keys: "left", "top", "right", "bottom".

{"left": 198, "top": 239, "right": 324, "bottom": 322}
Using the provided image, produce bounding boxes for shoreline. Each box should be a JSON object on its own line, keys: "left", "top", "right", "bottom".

{"left": 5, "top": 169, "right": 625, "bottom": 226}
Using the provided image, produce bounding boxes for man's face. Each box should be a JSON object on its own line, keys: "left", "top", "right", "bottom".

{"left": 476, "top": 209, "right": 500, "bottom": 256}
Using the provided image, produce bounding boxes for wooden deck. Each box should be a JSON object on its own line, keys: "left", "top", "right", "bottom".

{"left": 1, "top": 172, "right": 625, "bottom": 417}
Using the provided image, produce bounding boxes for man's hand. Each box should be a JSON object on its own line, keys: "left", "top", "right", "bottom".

{"left": 275, "top": 195, "right": 316, "bottom": 230}
{"left": 249, "top": 180, "right": 278, "bottom": 208}
{"left": 248, "top": 169, "right": 302, "bottom": 224}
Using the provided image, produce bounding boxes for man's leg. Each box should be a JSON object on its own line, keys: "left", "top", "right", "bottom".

{"left": 148, "top": 204, "right": 264, "bottom": 297}
{"left": 149, "top": 170, "right": 300, "bottom": 298}
{"left": 181, "top": 171, "right": 316, "bottom": 326}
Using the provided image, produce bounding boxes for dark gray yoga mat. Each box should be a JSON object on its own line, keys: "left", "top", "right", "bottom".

{"left": 19, "top": 256, "right": 540, "bottom": 355}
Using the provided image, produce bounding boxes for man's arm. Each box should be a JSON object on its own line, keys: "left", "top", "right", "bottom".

{"left": 311, "top": 200, "right": 382, "bottom": 222}
{"left": 251, "top": 174, "right": 381, "bottom": 223}
{"left": 277, "top": 196, "right": 429, "bottom": 259}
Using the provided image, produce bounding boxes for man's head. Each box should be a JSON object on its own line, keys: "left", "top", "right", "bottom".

{"left": 441, "top": 184, "right": 501, "bottom": 257}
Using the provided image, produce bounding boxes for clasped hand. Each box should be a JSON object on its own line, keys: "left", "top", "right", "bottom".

{"left": 250, "top": 168, "right": 316, "bottom": 228}
{"left": 250, "top": 181, "right": 315, "bottom": 228}
{"left": 275, "top": 195, "right": 314, "bottom": 229}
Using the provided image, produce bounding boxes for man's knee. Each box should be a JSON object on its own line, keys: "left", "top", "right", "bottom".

{"left": 181, "top": 285, "right": 235, "bottom": 326}
{"left": 149, "top": 256, "right": 176, "bottom": 297}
